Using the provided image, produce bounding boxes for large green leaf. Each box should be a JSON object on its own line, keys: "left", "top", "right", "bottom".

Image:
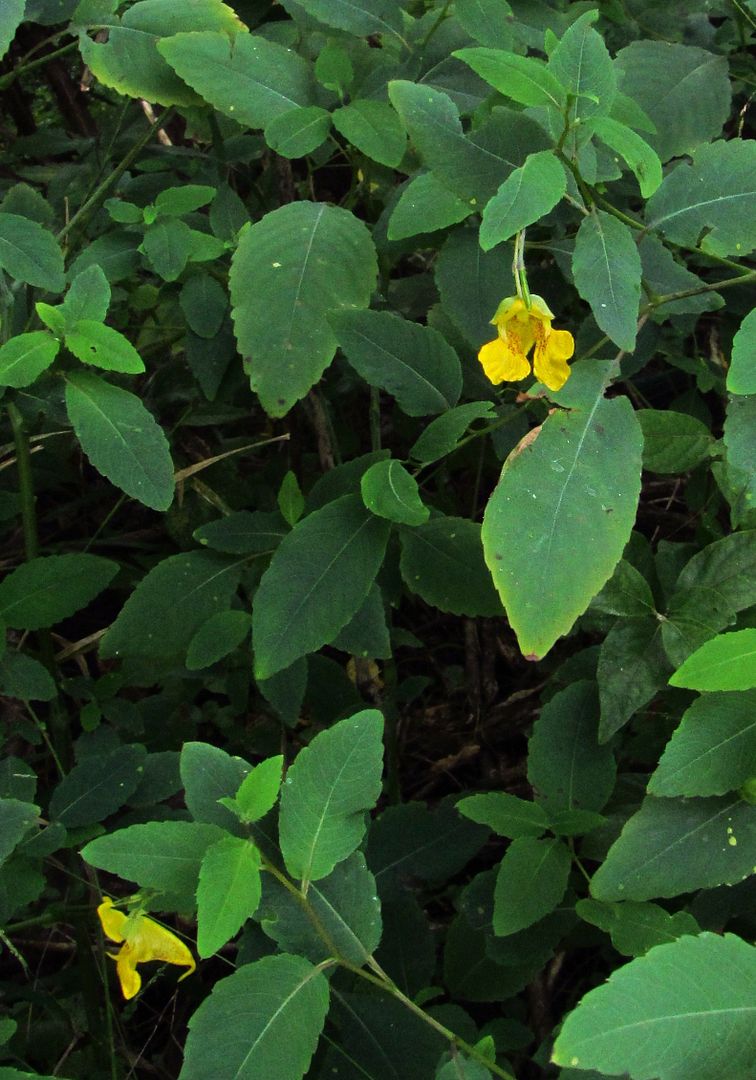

{"left": 64, "top": 321, "right": 145, "bottom": 374}
{"left": 482, "top": 363, "right": 643, "bottom": 659}
{"left": 49, "top": 745, "right": 146, "bottom": 827}
{"left": 0, "top": 213, "right": 64, "bottom": 292}
{"left": 648, "top": 690, "right": 756, "bottom": 797}
{"left": 278, "top": 709, "right": 384, "bottom": 885}
{"left": 65, "top": 371, "right": 175, "bottom": 511}
{"left": 528, "top": 681, "right": 616, "bottom": 812}
{"left": 454, "top": 0, "right": 514, "bottom": 49}
{"left": 549, "top": 10, "right": 616, "bottom": 149}
{"left": 572, "top": 211, "right": 642, "bottom": 351}
{"left": 615, "top": 41, "right": 731, "bottom": 161}
{"left": 387, "top": 172, "right": 471, "bottom": 241}
{"left": 229, "top": 202, "right": 377, "bottom": 417}
{"left": 590, "top": 794, "right": 756, "bottom": 900}
{"left": 0, "top": 554, "right": 117, "bottom": 631}
{"left": 0, "top": 800, "right": 39, "bottom": 867}
{"left": 638, "top": 409, "right": 713, "bottom": 473}
{"left": 400, "top": 516, "right": 504, "bottom": 617}
{"left": 181, "top": 954, "right": 329, "bottom": 1080}
{"left": 292, "top": 0, "right": 404, "bottom": 39}
{"left": 645, "top": 140, "right": 756, "bottom": 258}
{"left": 669, "top": 629, "right": 756, "bottom": 692}
{"left": 597, "top": 616, "right": 670, "bottom": 740}
{"left": 552, "top": 934, "right": 756, "bottom": 1080}
{"left": 479, "top": 150, "right": 566, "bottom": 250}
{"left": 100, "top": 551, "right": 242, "bottom": 660}
{"left": 389, "top": 81, "right": 549, "bottom": 205}
{"left": 329, "top": 308, "right": 461, "bottom": 416}
{"left": 728, "top": 308, "right": 756, "bottom": 395}
{"left": 81, "top": 821, "right": 224, "bottom": 901}
{"left": 158, "top": 30, "right": 315, "bottom": 127}
{"left": 435, "top": 226, "right": 515, "bottom": 348}
{"left": 454, "top": 47, "right": 565, "bottom": 108}
{"left": 80, "top": 0, "right": 244, "bottom": 107}
{"left": 196, "top": 836, "right": 262, "bottom": 957}
{"left": 252, "top": 495, "right": 390, "bottom": 679}
{"left": 0, "top": 333, "right": 59, "bottom": 389}
{"left": 264, "top": 106, "right": 331, "bottom": 159}
{"left": 493, "top": 838, "right": 572, "bottom": 936}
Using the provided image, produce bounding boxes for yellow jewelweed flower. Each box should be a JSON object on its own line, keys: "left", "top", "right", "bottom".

{"left": 478, "top": 295, "right": 575, "bottom": 392}
{"left": 97, "top": 897, "right": 195, "bottom": 1000}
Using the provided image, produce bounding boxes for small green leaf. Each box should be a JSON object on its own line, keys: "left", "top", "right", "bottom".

{"left": 493, "top": 838, "right": 571, "bottom": 936}
{"left": 572, "top": 211, "right": 641, "bottom": 351}
{"left": 454, "top": 48, "right": 566, "bottom": 108}
{"left": 552, "top": 934, "right": 756, "bottom": 1080}
{"left": 330, "top": 308, "right": 462, "bottom": 417}
{"left": 332, "top": 100, "right": 407, "bottom": 168}
{"left": 576, "top": 897, "right": 699, "bottom": 957}
{"left": 638, "top": 409, "right": 713, "bottom": 473}
{"left": 0, "top": 554, "right": 117, "bottom": 631}
{"left": 400, "top": 516, "right": 503, "bottom": 617}
{"left": 315, "top": 42, "right": 354, "bottom": 94}
{"left": 179, "top": 274, "right": 227, "bottom": 339}
{"left": 194, "top": 510, "right": 288, "bottom": 555}
{"left": 234, "top": 756, "right": 283, "bottom": 824}
{"left": 387, "top": 173, "right": 471, "bottom": 241}
{"left": 360, "top": 459, "right": 429, "bottom": 526}
{"left": 35, "top": 303, "right": 65, "bottom": 338}
{"left": 0, "top": 799, "right": 39, "bottom": 866}
{"left": 65, "top": 321, "right": 144, "bottom": 374}
{"left": 549, "top": 10, "right": 616, "bottom": 137}
{"left": 458, "top": 792, "right": 550, "bottom": 839}
{"left": 196, "top": 836, "right": 262, "bottom": 957}
{"left": 0, "top": 213, "right": 64, "bottom": 292}
{"left": 409, "top": 402, "right": 495, "bottom": 464}
{"left": 0, "top": 652, "right": 56, "bottom": 702}
{"left": 591, "top": 115, "right": 662, "bottom": 197}
{"left": 154, "top": 184, "right": 217, "bottom": 217}
{"left": 264, "top": 106, "right": 331, "bottom": 158}
{"left": 141, "top": 218, "right": 193, "bottom": 281}
{"left": 279, "top": 709, "right": 384, "bottom": 884}
{"left": 185, "top": 610, "right": 251, "bottom": 670}
{"left": 65, "top": 370, "right": 175, "bottom": 510}
{"left": 181, "top": 741, "right": 251, "bottom": 833}
{"left": 277, "top": 471, "right": 304, "bottom": 527}
{"left": 480, "top": 149, "right": 566, "bottom": 250}
{"left": 0, "top": 332, "right": 59, "bottom": 388}
{"left": 669, "top": 629, "right": 756, "bottom": 692}
{"left": 598, "top": 616, "right": 670, "bottom": 740}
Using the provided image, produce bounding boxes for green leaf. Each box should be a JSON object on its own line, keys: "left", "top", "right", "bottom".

{"left": 329, "top": 584, "right": 391, "bottom": 659}
{"left": 259, "top": 852, "right": 381, "bottom": 967}
{"left": 330, "top": 308, "right": 462, "bottom": 416}
{"left": 60, "top": 264, "right": 111, "bottom": 326}
{"left": 0, "top": 0, "right": 24, "bottom": 61}
{"left": 724, "top": 395, "right": 756, "bottom": 508}
{"left": 181, "top": 741, "right": 251, "bottom": 832}
{"left": 454, "top": 0, "right": 513, "bottom": 49}
{"left": 648, "top": 690, "right": 756, "bottom": 797}
{"left": 315, "top": 42, "right": 353, "bottom": 94}
{"left": 458, "top": 792, "right": 550, "bottom": 839}
{"left": 0, "top": 652, "right": 56, "bottom": 702}
{"left": 80, "top": 1, "right": 244, "bottom": 107}
{"left": 669, "top": 629, "right": 756, "bottom": 692}
{"left": 360, "top": 459, "right": 429, "bottom": 526}
{"left": 549, "top": 10, "right": 616, "bottom": 139}
{"left": 387, "top": 172, "right": 471, "bottom": 241}
{"left": 49, "top": 745, "right": 145, "bottom": 827}
{"left": 279, "top": 709, "right": 384, "bottom": 884}
{"left": 528, "top": 681, "right": 616, "bottom": 812}
{"left": 82, "top": 821, "right": 224, "bottom": 902}
{"left": 0, "top": 213, "right": 64, "bottom": 292}
{"left": 728, "top": 308, "right": 756, "bottom": 395}
{"left": 233, "top": 755, "right": 283, "bottom": 823}
{"left": 332, "top": 100, "right": 407, "bottom": 168}
{"left": 179, "top": 273, "right": 227, "bottom": 339}
{"left": 100, "top": 551, "right": 242, "bottom": 660}
{"left": 639, "top": 235, "right": 723, "bottom": 317}
{"left": 638, "top": 409, "right": 713, "bottom": 473}
{"left": 674, "top": 531, "right": 756, "bottom": 615}
{"left": 409, "top": 401, "right": 496, "bottom": 464}
{"left": 615, "top": 41, "right": 731, "bottom": 162}
{"left": 65, "top": 320, "right": 144, "bottom": 374}
{"left": 576, "top": 897, "right": 699, "bottom": 957}
{"left": 68, "top": 230, "right": 140, "bottom": 283}
{"left": 591, "top": 116, "right": 662, "bottom": 198}
{"left": 65, "top": 370, "right": 175, "bottom": 510}
{"left": 437, "top": 1056, "right": 492, "bottom": 1080}
{"left": 158, "top": 30, "right": 315, "bottom": 128}
{"left": 0, "top": 800, "right": 39, "bottom": 867}
{"left": 141, "top": 218, "right": 193, "bottom": 281}
{"left": 400, "top": 516, "right": 503, "bottom": 617}
{"left": 154, "top": 184, "right": 217, "bottom": 217}
{"left": 35, "top": 303, "right": 65, "bottom": 338}
{"left": 194, "top": 509, "right": 288, "bottom": 555}
{"left": 230, "top": 201, "right": 377, "bottom": 417}
{"left": 180, "top": 954, "right": 329, "bottom": 1080}
{"left": 290, "top": 0, "right": 404, "bottom": 38}
{"left": 0, "top": 553, "right": 117, "bottom": 631}
{"left": 185, "top": 610, "right": 251, "bottom": 670}
{"left": 196, "top": 836, "right": 262, "bottom": 957}
{"left": 493, "top": 838, "right": 571, "bottom": 936}
{"left": 572, "top": 211, "right": 641, "bottom": 352}
{"left": 389, "top": 81, "right": 549, "bottom": 205}
{"left": 591, "top": 558, "right": 656, "bottom": 617}
{"left": 590, "top": 794, "right": 756, "bottom": 900}
{"left": 252, "top": 495, "right": 390, "bottom": 680}
{"left": 479, "top": 149, "right": 566, "bottom": 250}
{"left": 552, "top": 934, "right": 756, "bottom": 1080}
{"left": 0, "top": 332, "right": 59, "bottom": 388}
{"left": 597, "top": 616, "right": 669, "bottom": 741}
{"left": 454, "top": 48, "right": 565, "bottom": 108}
{"left": 435, "top": 226, "right": 515, "bottom": 348}
{"left": 264, "top": 105, "right": 331, "bottom": 158}
{"left": 277, "top": 471, "right": 304, "bottom": 527}
{"left": 645, "top": 140, "right": 756, "bottom": 258}
{"left": 482, "top": 363, "right": 643, "bottom": 659}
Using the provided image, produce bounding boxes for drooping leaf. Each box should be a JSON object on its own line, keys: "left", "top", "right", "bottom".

{"left": 482, "top": 363, "right": 643, "bottom": 659}
{"left": 180, "top": 954, "right": 329, "bottom": 1080}
{"left": 549, "top": 10, "right": 616, "bottom": 139}
{"left": 229, "top": 201, "right": 377, "bottom": 417}
{"left": 196, "top": 836, "right": 262, "bottom": 957}
{"left": 669, "top": 629, "right": 756, "bottom": 692}
{"left": 252, "top": 495, "right": 390, "bottom": 680}
{"left": 65, "top": 371, "right": 175, "bottom": 510}
{"left": 724, "top": 395, "right": 756, "bottom": 508}
{"left": 0, "top": 653, "right": 56, "bottom": 702}
{"left": 552, "top": 934, "right": 756, "bottom": 1080}
{"left": 179, "top": 273, "right": 227, "bottom": 339}
{"left": 435, "top": 227, "right": 515, "bottom": 348}
{"left": 278, "top": 709, "right": 384, "bottom": 884}
{"left": 0, "top": 213, "right": 64, "bottom": 292}
{"left": 330, "top": 308, "right": 462, "bottom": 416}
{"left": 572, "top": 211, "right": 642, "bottom": 351}
{"left": 0, "top": 554, "right": 117, "bottom": 631}
{"left": 0, "top": 333, "right": 59, "bottom": 388}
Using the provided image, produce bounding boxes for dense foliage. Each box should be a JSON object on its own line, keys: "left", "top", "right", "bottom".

{"left": 0, "top": 1, "right": 755, "bottom": 1078}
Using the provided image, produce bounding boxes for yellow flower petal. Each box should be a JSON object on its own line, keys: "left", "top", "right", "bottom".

{"left": 129, "top": 914, "right": 196, "bottom": 976}
{"left": 98, "top": 899, "right": 196, "bottom": 999}
{"left": 115, "top": 942, "right": 142, "bottom": 1000}
{"left": 98, "top": 897, "right": 127, "bottom": 943}
{"left": 490, "top": 295, "right": 525, "bottom": 327}
{"left": 478, "top": 336, "right": 530, "bottom": 384}
{"left": 533, "top": 328, "right": 575, "bottom": 391}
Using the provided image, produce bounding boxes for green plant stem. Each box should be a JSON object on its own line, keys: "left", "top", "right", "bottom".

{"left": 0, "top": 39, "right": 78, "bottom": 91}
{"left": 57, "top": 107, "right": 175, "bottom": 246}
{"left": 7, "top": 402, "right": 39, "bottom": 560}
